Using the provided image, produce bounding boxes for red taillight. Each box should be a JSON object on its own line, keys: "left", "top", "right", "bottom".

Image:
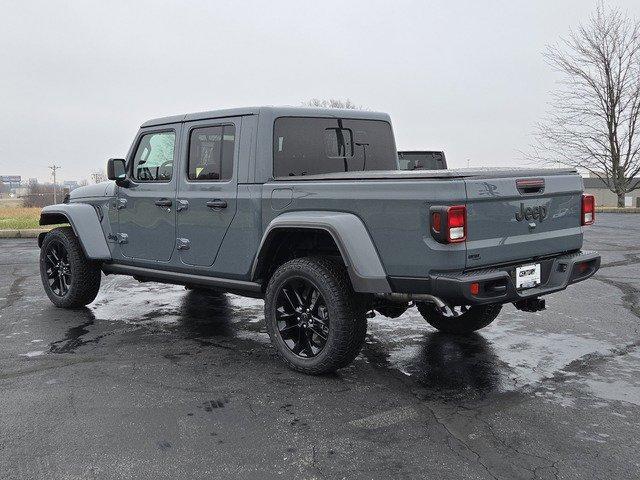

{"left": 430, "top": 205, "right": 467, "bottom": 244}
{"left": 447, "top": 205, "right": 466, "bottom": 243}
{"left": 431, "top": 212, "right": 442, "bottom": 233}
{"left": 581, "top": 194, "right": 595, "bottom": 226}
{"left": 577, "top": 262, "right": 590, "bottom": 273}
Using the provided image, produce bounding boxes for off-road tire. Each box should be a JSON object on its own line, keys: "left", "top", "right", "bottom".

{"left": 40, "top": 226, "right": 101, "bottom": 308}
{"left": 264, "top": 256, "right": 367, "bottom": 374}
{"left": 416, "top": 303, "right": 502, "bottom": 335}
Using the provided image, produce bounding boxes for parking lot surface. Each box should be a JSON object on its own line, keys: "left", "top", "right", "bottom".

{"left": 1, "top": 213, "right": 639, "bottom": 479}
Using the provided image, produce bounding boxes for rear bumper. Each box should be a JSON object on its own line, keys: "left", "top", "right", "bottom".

{"left": 388, "top": 250, "right": 600, "bottom": 306}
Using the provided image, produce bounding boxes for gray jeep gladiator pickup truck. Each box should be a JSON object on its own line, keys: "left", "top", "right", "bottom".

{"left": 38, "top": 106, "right": 600, "bottom": 374}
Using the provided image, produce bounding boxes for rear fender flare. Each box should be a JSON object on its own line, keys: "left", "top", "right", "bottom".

{"left": 253, "top": 211, "right": 391, "bottom": 293}
{"left": 39, "top": 204, "right": 111, "bottom": 260}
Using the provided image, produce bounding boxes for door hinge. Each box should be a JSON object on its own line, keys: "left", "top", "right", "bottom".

{"left": 116, "top": 198, "right": 127, "bottom": 210}
{"left": 176, "top": 238, "right": 190, "bottom": 250}
{"left": 177, "top": 199, "right": 189, "bottom": 212}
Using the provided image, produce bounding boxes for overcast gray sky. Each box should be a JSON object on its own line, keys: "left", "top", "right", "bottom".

{"left": 2, "top": 0, "right": 640, "bottom": 183}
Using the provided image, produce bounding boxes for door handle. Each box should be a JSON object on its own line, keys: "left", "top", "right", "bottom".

{"left": 206, "top": 199, "right": 227, "bottom": 210}
{"left": 155, "top": 198, "right": 173, "bottom": 207}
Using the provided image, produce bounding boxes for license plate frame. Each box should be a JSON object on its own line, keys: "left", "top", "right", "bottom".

{"left": 516, "top": 263, "right": 541, "bottom": 289}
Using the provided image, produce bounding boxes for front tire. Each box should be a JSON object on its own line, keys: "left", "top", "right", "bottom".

{"left": 416, "top": 303, "right": 502, "bottom": 335}
{"left": 40, "top": 227, "right": 101, "bottom": 308}
{"left": 264, "top": 257, "right": 367, "bottom": 375}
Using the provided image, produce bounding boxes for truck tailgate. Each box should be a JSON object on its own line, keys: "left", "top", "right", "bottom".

{"left": 464, "top": 173, "right": 584, "bottom": 269}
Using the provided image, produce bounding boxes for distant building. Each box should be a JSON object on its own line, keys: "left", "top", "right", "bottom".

{"left": 583, "top": 175, "right": 640, "bottom": 207}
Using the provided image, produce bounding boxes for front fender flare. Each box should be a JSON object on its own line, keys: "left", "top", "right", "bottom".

{"left": 39, "top": 204, "right": 111, "bottom": 260}
{"left": 253, "top": 211, "right": 391, "bottom": 293}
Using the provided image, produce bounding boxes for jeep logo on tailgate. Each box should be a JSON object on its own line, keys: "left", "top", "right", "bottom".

{"left": 515, "top": 203, "right": 547, "bottom": 222}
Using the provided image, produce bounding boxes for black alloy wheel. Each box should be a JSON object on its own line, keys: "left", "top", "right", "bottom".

{"left": 43, "top": 240, "right": 72, "bottom": 297}
{"left": 275, "top": 277, "right": 330, "bottom": 358}
{"left": 39, "top": 226, "right": 101, "bottom": 308}
{"left": 264, "top": 256, "right": 367, "bottom": 374}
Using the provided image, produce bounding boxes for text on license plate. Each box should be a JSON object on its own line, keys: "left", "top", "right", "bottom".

{"left": 516, "top": 263, "right": 541, "bottom": 289}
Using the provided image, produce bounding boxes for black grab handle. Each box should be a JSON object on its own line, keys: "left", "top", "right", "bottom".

{"left": 206, "top": 199, "right": 227, "bottom": 210}
{"left": 154, "top": 198, "right": 173, "bottom": 207}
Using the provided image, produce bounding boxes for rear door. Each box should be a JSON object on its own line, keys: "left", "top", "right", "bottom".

{"left": 118, "top": 126, "right": 180, "bottom": 262}
{"left": 464, "top": 173, "right": 584, "bottom": 269}
{"left": 176, "top": 117, "right": 240, "bottom": 267}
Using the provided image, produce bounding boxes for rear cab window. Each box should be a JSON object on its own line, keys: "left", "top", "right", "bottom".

{"left": 187, "top": 125, "right": 236, "bottom": 181}
{"left": 273, "top": 117, "right": 397, "bottom": 177}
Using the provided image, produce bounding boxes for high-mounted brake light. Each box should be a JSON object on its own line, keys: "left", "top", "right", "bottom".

{"left": 430, "top": 205, "right": 467, "bottom": 244}
{"left": 581, "top": 194, "right": 595, "bottom": 226}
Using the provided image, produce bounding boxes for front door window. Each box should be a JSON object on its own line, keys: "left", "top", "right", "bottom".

{"left": 132, "top": 132, "right": 175, "bottom": 182}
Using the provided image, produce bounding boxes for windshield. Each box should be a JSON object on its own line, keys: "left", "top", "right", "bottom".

{"left": 273, "top": 117, "right": 398, "bottom": 177}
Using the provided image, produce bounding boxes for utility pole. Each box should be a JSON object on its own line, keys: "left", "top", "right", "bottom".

{"left": 49, "top": 165, "right": 61, "bottom": 204}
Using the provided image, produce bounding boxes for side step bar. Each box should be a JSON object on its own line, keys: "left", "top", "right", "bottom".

{"left": 102, "top": 263, "right": 263, "bottom": 298}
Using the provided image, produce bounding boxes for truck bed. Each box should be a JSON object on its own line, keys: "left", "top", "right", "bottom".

{"left": 275, "top": 167, "right": 577, "bottom": 181}
{"left": 265, "top": 167, "right": 584, "bottom": 278}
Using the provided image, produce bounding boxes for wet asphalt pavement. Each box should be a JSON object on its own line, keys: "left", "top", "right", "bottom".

{"left": 1, "top": 213, "right": 639, "bottom": 480}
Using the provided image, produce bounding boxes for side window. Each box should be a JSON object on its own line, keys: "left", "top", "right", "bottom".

{"left": 132, "top": 131, "right": 175, "bottom": 182}
{"left": 188, "top": 125, "right": 236, "bottom": 181}
{"left": 273, "top": 117, "right": 397, "bottom": 177}
{"left": 273, "top": 117, "right": 343, "bottom": 177}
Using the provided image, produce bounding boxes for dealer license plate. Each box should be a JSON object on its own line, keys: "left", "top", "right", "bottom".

{"left": 516, "top": 263, "right": 541, "bottom": 289}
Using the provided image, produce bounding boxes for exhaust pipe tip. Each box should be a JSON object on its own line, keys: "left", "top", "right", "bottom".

{"left": 375, "top": 293, "right": 447, "bottom": 310}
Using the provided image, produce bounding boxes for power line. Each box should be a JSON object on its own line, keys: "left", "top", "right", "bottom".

{"left": 49, "top": 164, "right": 61, "bottom": 204}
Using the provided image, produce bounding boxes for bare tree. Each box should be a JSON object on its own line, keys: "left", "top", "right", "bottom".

{"left": 23, "top": 182, "right": 68, "bottom": 208}
{"left": 304, "top": 98, "right": 367, "bottom": 110}
{"left": 529, "top": 3, "right": 640, "bottom": 206}
{"left": 90, "top": 170, "right": 107, "bottom": 184}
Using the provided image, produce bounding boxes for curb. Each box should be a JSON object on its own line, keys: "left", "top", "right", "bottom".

{"left": 0, "top": 228, "right": 50, "bottom": 239}
{"left": 596, "top": 207, "right": 640, "bottom": 213}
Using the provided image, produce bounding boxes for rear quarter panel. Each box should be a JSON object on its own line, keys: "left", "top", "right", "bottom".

{"left": 262, "top": 179, "right": 468, "bottom": 277}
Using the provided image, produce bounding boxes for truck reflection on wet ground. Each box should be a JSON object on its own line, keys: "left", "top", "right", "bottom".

{"left": 362, "top": 329, "right": 504, "bottom": 398}
{"left": 90, "top": 277, "right": 509, "bottom": 399}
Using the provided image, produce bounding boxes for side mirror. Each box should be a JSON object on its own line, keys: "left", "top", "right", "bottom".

{"left": 107, "top": 158, "right": 128, "bottom": 186}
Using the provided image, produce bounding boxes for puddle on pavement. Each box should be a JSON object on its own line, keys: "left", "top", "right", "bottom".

{"left": 91, "top": 276, "right": 268, "bottom": 344}
{"left": 365, "top": 306, "right": 640, "bottom": 407}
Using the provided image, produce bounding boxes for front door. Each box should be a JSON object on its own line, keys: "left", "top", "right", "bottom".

{"left": 118, "top": 126, "right": 180, "bottom": 262}
{"left": 176, "top": 118, "right": 240, "bottom": 267}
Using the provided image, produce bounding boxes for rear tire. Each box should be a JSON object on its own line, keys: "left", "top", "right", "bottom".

{"left": 416, "top": 303, "right": 501, "bottom": 335}
{"left": 39, "top": 227, "right": 101, "bottom": 308}
{"left": 264, "top": 257, "right": 367, "bottom": 374}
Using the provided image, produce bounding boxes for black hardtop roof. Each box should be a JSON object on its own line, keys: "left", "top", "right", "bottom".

{"left": 140, "top": 106, "right": 391, "bottom": 128}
